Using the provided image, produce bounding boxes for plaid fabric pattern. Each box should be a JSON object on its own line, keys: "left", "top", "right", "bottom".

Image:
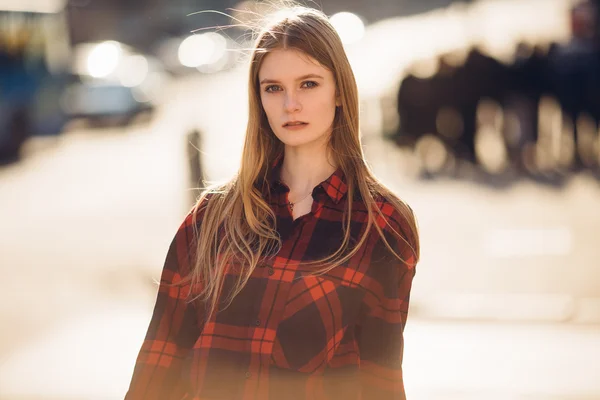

{"left": 126, "top": 159, "right": 417, "bottom": 400}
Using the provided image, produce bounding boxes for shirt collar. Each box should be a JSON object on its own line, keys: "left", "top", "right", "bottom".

{"left": 265, "top": 153, "right": 348, "bottom": 204}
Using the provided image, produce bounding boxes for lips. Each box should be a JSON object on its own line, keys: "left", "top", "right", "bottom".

{"left": 283, "top": 121, "right": 308, "bottom": 127}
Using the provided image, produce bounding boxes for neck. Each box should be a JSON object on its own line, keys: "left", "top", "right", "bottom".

{"left": 279, "top": 145, "right": 337, "bottom": 196}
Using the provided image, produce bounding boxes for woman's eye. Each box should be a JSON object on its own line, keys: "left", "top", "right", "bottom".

{"left": 302, "top": 81, "right": 318, "bottom": 89}
{"left": 265, "top": 85, "right": 281, "bottom": 93}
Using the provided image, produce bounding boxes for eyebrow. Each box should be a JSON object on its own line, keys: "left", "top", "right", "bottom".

{"left": 259, "top": 74, "right": 325, "bottom": 85}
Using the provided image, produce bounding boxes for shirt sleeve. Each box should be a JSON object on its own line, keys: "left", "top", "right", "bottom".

{"left": 125, "top": 210, "right": 203, "bottom": 400}
{"left": 356, "top": 222, "right": 417, "bottom": 400}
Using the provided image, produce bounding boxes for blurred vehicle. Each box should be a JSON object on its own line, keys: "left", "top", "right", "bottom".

{"left": 60, "top": 41, "right": 168, "bottom": 127}
{"left": 0, "top": 0, "right": 71, "bottom": 163}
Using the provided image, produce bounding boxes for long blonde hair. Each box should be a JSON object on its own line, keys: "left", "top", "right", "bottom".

{"left": 187, "top": 6, "right": 419, "bottom": 322}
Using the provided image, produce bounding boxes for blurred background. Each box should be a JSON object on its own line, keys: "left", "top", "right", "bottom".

{"left": 1, "top": 0, "right": 599, "bottom": 398}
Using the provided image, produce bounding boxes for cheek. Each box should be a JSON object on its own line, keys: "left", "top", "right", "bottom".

{"left": 307, "top": 93, "right": 337, "bottom": 121}
{"left": 308, "top": 87, "right": 336, "bottom": 109}
{"left": 260, "top": 96, "right": 278, "bottom": 120}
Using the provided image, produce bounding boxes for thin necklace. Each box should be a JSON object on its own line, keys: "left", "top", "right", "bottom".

{"left": 288, "top": 191, "right": 312, "bottom": 211}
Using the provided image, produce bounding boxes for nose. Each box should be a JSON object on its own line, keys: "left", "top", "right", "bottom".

{"left": 284, "top": 91, "right": 301, "bottom": 113}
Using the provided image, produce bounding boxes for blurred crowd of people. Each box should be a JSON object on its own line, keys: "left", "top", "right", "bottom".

{"left": 394, "top": 0, "right": 600, "bottom": 184}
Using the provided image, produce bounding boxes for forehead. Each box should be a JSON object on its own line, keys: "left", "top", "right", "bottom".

{"left": 258, "top": 48, "right": 330, "bottom": 79}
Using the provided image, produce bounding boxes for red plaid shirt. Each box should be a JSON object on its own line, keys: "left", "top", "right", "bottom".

{"left": 125, "top": 162, "right": 417, "bottom": 400}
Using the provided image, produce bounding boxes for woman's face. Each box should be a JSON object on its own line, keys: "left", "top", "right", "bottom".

{"left": 258, "top": 48, "right": 340, "bottom": 149}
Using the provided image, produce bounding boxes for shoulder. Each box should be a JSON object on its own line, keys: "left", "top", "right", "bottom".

{"left": 189, "top": 181, "right": 233, "bottom": 220}
{"left": 373, "top": 189, "right": 416, "bottom": 241}
{"left": 178, "top": 186, "right": 227, "bottom": 238}
{"left": 370, "top": 187, "right": 419, "bottom": 269}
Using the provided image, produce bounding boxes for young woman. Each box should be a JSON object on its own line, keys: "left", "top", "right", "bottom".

{"left": 126, "top": 6, "right": 419, "bottom": 400}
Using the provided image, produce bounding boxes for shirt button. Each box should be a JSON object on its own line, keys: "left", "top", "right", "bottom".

{"left": 245, "top": 371, "right": 252, "bottom": 379}
{"left": 254, "top": 319, "right": 261, "bottom": 326}
{"left": 268, "top": 267, "right": 274, "bottom": 276}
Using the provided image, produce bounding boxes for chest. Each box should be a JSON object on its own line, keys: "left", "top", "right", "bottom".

{"left": 290, "top": 201, "right": 312, "bottom": 221}
{"left": 195, "top": 215, "right": 379, "bottom": 372}
{"left": 200, "top": 257, "right": 369, "bottom": 373}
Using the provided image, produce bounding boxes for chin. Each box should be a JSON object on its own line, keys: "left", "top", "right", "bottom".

{"left": 280, "top": 138, "right": 321, "bottom": 149}
{"left": 274, "top": 130, "right": 329, "bottom": 148}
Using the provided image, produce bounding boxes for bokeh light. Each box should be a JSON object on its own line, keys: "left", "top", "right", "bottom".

{"left": 86, "top": 41, "right": 121, "bottom": 78}
{"left": 118, "top": 55, "right": 149, "bottom": 88}
{"left": 330, "top": 12, "right": 365, "bottom": 45}
{"left": 178, "top": 33, "right": 227, "bottom": 68}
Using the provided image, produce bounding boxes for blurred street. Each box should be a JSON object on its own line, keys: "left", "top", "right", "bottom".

{"left": 2, "top": 0, "right": 600, "bottom": 398}
{"left": 1, "top": 68, "right": 600, "bottom": 399}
